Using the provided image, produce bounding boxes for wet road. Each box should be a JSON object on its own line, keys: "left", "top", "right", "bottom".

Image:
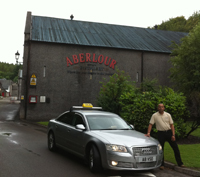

{"left": 0, "top": 97, "right": 193, "bottom": 177}
{"left": 0, "top": 97, "right": 20, "bottom": 121}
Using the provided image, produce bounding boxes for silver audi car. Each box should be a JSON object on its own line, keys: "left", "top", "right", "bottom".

{"left": 47, "top": 103, "right": 163, "bottom": 173}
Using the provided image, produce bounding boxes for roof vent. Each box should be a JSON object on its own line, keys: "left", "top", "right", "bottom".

{"left": 154, "top": 25, "right": 158, "bottom": 30}
{"left": 70, "top": 14, "right": 74, "bottom": 20}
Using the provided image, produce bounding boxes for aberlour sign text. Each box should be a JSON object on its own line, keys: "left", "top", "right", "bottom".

{"left": 66, "top": 53, "right": 117, "bottom": 69}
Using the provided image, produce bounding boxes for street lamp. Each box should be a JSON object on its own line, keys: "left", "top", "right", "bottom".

{"left": 15, "top": 51, "right": 20, "bottom": 64}
{"left": 15, "top": 50, "right": 21, "bottom": 100}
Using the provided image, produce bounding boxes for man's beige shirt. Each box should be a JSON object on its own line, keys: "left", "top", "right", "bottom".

{"left": 149, "top": 111, "right": 174, "bottom": 131}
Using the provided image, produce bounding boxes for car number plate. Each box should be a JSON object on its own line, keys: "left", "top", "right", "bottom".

{"left": 139, "top": 156, "right": 156, "bottom": 162}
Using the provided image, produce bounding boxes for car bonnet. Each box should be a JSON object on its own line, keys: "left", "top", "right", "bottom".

{"left": 90, "top": 130, "right": 158, "bottom": 147}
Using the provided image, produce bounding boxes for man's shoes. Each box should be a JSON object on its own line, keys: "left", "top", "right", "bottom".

{"left": 179, "top": 164, "right": 186, "bottom": 168}
{"left": 160, "top": 166, "right": 164, "bottom": 170}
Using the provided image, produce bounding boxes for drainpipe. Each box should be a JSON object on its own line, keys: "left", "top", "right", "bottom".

{"left": 141, "top": 51, "right": 144, "bottom": 83}
{"left": 140, "top": 51, "right": 144, "bottom": 91}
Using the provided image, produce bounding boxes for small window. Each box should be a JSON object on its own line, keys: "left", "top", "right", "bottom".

{"left": 43, "top": 66, "right": 46, "bottom": 77}
{"left": 136, "top": 72, "right": 139, "bottom": 82}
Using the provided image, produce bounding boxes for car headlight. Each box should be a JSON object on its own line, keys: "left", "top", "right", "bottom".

{"left": 106, "top": 144, "right": 127, "bottom": 152}
{"left": 158, "top": 144, "right": 162, "bottom": 151}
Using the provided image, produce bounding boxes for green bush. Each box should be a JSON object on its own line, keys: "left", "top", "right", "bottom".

{"left": 119, "top": 90, "right": 160, "bottom": 137}
{"left": 120, "top": 87, "right": 188, "bottom": 139}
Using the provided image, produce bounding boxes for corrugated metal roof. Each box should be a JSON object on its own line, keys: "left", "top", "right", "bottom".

{"left": 31, "top": 15, "right": 188, "bottom": 53}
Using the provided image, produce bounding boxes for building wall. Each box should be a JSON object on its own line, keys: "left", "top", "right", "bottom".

{"left": 143, "top": 52, "right": 172, "bottom": 86}
{"left": 21, "top": 41, "right": 172, "bottom": 120}
{"left": 20, "top": 12, "right": 31, "bottom": 119}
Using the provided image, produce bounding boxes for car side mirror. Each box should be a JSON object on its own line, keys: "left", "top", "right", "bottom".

{"left": 76, "top": 124, "right": 86, "bottom": 130}
{"left": 130, "top": 124, "right": 135, "bottom": 130}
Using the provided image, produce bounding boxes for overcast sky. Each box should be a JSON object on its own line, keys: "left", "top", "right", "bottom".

{"left": 0, "top": 0, "right": 199, "bottom": 64}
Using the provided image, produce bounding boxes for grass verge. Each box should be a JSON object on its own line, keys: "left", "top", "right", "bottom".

{"left": 164, "top": 143, "right": 200, "bottom": 170}
{"left": 37, "top": 121, "right": 49, "bottom": 126}
{"left": 165, "top": 125, "right": 200, "bottom": 170}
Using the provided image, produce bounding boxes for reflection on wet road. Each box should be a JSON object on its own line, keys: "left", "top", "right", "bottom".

{"left": 0, "top": 99, "right": 20, "bottom": 121}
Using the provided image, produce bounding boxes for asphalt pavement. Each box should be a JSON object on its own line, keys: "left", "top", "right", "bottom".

{"left": 1, "top": 96, "right": 200, "bottom": 177}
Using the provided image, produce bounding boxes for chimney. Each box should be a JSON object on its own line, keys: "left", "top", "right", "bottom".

{"left": 154, "top": 25, "right": 158, "bottom": 30}
{"left": 70, "top": 14, "right": 74, "bottom": 20}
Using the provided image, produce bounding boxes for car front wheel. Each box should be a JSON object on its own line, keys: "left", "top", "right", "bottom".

{"left": 89, "top": 145, "right": 102, "bottom": 173}
{"left": 48, "top": 131, "right": 56, "bottom": 151}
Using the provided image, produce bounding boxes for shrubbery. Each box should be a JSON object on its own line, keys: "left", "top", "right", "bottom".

{"left": 120, "top": 87, "right": 188, "bottom": 139}
{"left": 97, "top": 70, "right": 188, "bottom": 139}
{"left": 97, "top": 68, "right": 133, "bottom": 115}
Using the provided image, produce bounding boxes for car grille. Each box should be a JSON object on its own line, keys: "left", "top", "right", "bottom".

{"left": 132, "top": 146, "right": 157, "bottom": 156}
{"left": 132, "top": 146, "right": 158, "bottom": 168}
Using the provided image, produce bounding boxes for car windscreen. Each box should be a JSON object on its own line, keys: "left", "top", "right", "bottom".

{"left": 86, "top": 115, "right": 132, "bottom": 130}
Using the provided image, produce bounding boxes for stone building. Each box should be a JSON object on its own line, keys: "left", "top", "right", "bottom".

{"left": 0, "top": 79, "right": 13, "bottom": 97}
{"left": 20, "top": 12, "right": 187, "bottom": 120}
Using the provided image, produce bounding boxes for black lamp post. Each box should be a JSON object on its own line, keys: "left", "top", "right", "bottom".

{"left": 15, "top": 50, "right": 21, "bottom": 100}
{"left": 15, "top": 51, "right": 20, "bottom": 64}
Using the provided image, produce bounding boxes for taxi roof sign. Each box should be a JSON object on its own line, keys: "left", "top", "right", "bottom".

{"left": 70, "top": 103, "right": 102, "bottom": 111}
{"left": 82, "top": 103, "right": 93, "bottom": 108}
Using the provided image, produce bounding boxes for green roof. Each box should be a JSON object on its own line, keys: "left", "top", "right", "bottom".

{"left": 31, "top": 15, "right": 188, "bottom": 53}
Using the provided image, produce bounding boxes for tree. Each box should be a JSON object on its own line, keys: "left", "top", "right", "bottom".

{"left": 186, "top": 91, "right": 200, "bottom": 137}
{"left": 0, "top": 62, "right": 22, "bottom": 82}
{"left": 170, "top": 22, "right": 200, "bottom": 94}
{"left": 157, "top": 16, "right": 187, "bottom": 32}
{"left": 185, "top": 11, "right": 200, "bottom": 32}
{"left": 170, "top": 22, "right": 200, "bottom": 136}
{"left": 151, "top": 11, "right": 200, "bottom": 32}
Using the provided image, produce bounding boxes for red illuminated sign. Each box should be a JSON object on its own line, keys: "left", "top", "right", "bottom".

{"left": 66, "top": 53, "right": 117, "bottom": 69}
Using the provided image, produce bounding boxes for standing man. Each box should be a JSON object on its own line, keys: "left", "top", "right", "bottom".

{"left": 145, "top": 103, "right": 185, "bottom": 170}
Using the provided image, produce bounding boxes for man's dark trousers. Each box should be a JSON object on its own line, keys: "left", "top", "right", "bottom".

{"left": 158, "top": 130, "right": 183, "bottom": 166}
